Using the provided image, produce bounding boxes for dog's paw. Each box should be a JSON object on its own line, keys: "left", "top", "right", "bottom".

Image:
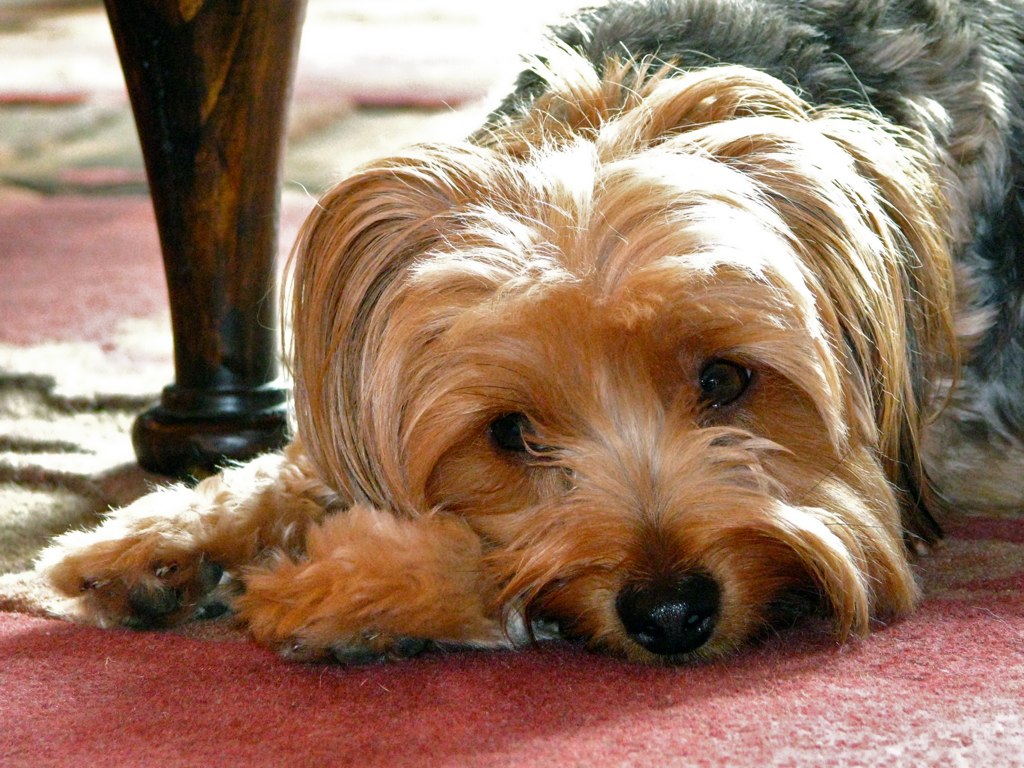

{"left": 38, "top": 535, "right": 230, "bottom": 629}
{"left": 235, "top": 507, "right": 509, "bottom": 663}
{"left": 278, "top": 632, "right": 432, "bottom": 665}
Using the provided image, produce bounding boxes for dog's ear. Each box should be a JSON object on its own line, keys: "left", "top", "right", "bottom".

{"left": 691, "top": 104, "right": 958, "bottom": 542}
{"left": 570, "top": 62, "right": 959, "bottom": 540}
{"left": 811, "top": 114, "right": 957, "bottom": 543}
{"left": 603, "top": 66, "right": 958, "bottom": 539}
{"left": 286, "top": 144, "right": 498, "bottom": 510}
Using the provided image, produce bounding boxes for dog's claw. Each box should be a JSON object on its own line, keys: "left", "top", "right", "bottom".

{"left": 126, "top": 583, "right": 183, "bottom": 622}
{"left": 80, "top": 577, "right": 107, "bottom": 592}
{"left": 330, "top": 636, "right": 430, "bottom": 665}
{"left": 331, "top": 646, "right": 385, "bottom": 665}
{"left": 193, "top": 601, "right": 231, "bottom": 621}
{"left": 153, "top": 562, "right": 179, "bottom": 578}
{"left": 276, "top": 634, "right": 431, "bottom": 665}
{"left": 278, "top": 641, "right": 330, "bottom": 663}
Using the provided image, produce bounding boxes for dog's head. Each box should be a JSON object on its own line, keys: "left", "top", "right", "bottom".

{"left": 287, "top": 59, "right": 956, "bottom": 662}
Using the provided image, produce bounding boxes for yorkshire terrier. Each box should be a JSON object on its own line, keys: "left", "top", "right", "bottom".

{"left": 38, "top": 0, "right": 1024, "bottom": 664}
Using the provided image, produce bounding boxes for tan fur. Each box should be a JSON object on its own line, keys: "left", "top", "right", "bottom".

{"left": 238, "top": 506, "right": 505, "bottom": 660}
{"left": 37, "top": 57, "right": 957, "bottom": 664}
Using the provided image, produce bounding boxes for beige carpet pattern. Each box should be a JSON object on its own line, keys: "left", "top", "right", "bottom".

{"left": 0, "top": 317, "right": 177, "bottom": 614}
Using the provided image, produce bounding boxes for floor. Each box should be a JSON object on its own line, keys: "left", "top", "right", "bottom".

{"left": 0, "top": 0, "right": 583, "bottom": 201}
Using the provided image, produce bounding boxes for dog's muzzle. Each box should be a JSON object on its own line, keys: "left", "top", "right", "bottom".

{"left": 616, "top": 573, "right": 720, "bottom": 656}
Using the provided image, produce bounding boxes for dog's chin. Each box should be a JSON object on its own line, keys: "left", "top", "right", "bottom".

{"left": 498, "top": 492, "right": 900, "bottom": 665}
{"left": 435, "top": 435, "right": 915, "bottom": 664}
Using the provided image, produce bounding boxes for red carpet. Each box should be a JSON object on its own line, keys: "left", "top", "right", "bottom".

{"left": 0, "top": 194, "right": 165, "bottom": 345}
{"left": 2, "top": 557, "right": 1022, "bottom": 768}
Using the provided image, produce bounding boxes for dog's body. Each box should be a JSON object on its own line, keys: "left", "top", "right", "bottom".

{"left": 39, "top": 0, "right": 1024, "bottom": 664}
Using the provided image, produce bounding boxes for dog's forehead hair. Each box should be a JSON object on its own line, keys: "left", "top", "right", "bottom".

{"left": 399, "top": 140, "right": 843, "bottom": 432}
{"left": 412, "top": 140, "right": 823, "bottom": 331}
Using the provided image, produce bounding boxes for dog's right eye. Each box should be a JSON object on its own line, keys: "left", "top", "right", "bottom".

{"left": 489, "top": 413, "right": 532, "bottom": 453}
{"left": 489, "top": 413, "right": 557, "bottom": 458}
{"left": 699, "top": 359, "right": 752, "bottom": 409}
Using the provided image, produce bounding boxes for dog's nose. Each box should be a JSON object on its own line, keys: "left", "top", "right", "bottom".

{"left": 616, "top": 573, "right": 720, "bottom": 656}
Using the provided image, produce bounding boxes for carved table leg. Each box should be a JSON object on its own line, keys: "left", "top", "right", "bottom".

{"left": 103, "top": 0, "right": 307, "bottom": 477}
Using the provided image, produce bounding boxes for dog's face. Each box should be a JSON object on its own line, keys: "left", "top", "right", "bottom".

{"left": 289, "top": 64, "right": 956, "bottom": 662}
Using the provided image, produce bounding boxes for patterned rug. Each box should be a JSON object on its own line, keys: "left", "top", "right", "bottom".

{"left": 0, "top": 192, "right": 304, "bottom": 636}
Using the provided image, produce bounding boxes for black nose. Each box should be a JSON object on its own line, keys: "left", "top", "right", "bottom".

{"left": 616, "top": 573, "right": 720, "bottom": 656}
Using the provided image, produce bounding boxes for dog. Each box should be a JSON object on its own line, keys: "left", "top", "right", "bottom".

{"left": 37, "top": 0, "right": 1024, "bottom": 665}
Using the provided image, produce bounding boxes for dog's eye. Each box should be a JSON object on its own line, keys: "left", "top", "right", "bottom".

{"left": 698, "top": 359, "right": 752, "bottom": 408}
{"left": 489, "top": 413, "right": 553, "bottom": 455}
{"left": 489, "top": 413, "right": 532, "bottom": 453}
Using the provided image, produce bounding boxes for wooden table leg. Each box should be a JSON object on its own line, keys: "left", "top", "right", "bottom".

{"left": 104, "top": 0, "right": 307, "bottom": 477}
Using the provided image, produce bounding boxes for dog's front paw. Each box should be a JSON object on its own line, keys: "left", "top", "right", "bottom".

{"left": 235, "top": 506, "right": 508, "bottom": 663}
{"left": 236, "top": 565, "right": 436, "bottom": 665}
{"left": 278, "top": 632, "right": 432, "bottom": 665}
{"left": 37, "top": 532, "right": 229, "bottom": 629}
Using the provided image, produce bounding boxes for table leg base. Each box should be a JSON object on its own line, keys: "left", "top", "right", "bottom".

{"left": 132, "top": 387, "right": 290, "bottom": 478}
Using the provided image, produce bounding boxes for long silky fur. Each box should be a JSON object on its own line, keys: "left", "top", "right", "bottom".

{"left": 288, "top": 58, "right": 957, "bottom": 546}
